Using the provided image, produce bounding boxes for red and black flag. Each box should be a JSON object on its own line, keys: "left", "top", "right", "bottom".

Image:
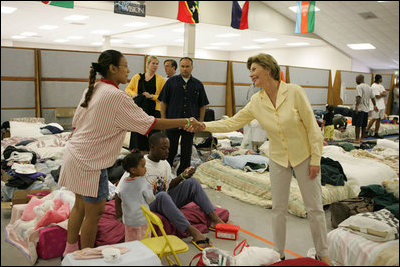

{"left": 177, "top": 1, "right": 199, "bottom": 24}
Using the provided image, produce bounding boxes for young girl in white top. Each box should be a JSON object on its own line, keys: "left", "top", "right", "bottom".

{"left": 115, "top": 151, "right": 155, "bottom": 241}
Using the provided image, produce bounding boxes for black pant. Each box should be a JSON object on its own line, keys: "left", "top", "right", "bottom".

{"left": 129, "top": 110, "right": 160, "bottom": 152}
{"left": 166, "top": 129, "right": 194, "bottom": 175}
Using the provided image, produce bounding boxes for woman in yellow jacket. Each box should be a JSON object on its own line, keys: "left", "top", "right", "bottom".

{"left": 126, "top": 55, "right": 166, "bottom": 151}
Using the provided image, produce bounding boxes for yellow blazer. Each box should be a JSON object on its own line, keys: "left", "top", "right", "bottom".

{"left": 125, "top": 73, "right": 166, "bottom": 111}
{"left": 205, "top": 82, "right": 323, "bottom": 167}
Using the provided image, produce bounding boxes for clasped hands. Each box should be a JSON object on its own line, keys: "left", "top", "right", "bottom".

{"left": 183, "top": 117, "right": 206, "bottom": 132}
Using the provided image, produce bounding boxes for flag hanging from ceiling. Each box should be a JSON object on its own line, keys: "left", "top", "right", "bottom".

{"left": 42, "top": 1, "right": 74, "bottom": 8}
{"left": 295, "top": 1, "right": 315, "bottom": 33}
{"left": 231, "top": 1, "right": 249, "bottom": 30}
{"left": 177, "top": 1, "right": 199, "bottom": 23}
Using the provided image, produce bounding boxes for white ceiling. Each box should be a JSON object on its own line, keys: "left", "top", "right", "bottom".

{"left": 263, "top": 1, "right": 399, "bottom": 70}
{"left": 1, "top": 1, "right": 399, "bottom": 70}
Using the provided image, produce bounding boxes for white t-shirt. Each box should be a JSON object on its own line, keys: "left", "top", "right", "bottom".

{"left": 356, "top": 83, "right": 375, "bottom": 112}
{"left": 371, "top": 83, "right": 386, "bottom": 110}
{"left": 116, "top": 155, "right": 174, "bottom": 194}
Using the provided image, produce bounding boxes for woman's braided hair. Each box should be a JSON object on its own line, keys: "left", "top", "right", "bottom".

{"left": 81, "top": 49, "right": 123, "bottom": 108}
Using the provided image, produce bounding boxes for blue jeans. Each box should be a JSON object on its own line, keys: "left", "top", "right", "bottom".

{"left": 82, "top": 169, "right": 109, "bottom": 203}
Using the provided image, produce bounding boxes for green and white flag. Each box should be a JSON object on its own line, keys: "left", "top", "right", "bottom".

{"left": 42, "top": 1, "right": 74, "bottom": 9}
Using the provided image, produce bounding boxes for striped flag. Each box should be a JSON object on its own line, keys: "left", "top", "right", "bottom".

{"left": 231, "top": 1, "right": 249, "bottom": 30}
{"left": 42, "top": 1, "right": 74, "bottom": 8}
{"left": 177, "top": 1, "right": 199, "bottom": 24}
{"left": 295, "top": 1, "right": 315, "bottom": 34}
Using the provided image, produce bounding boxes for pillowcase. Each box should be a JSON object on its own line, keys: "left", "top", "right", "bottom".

{"left": 10, "top": 121, "right": 45, "bottom": 138}
{"left": 21, "top": 196, "right": 45, "bottom": 221}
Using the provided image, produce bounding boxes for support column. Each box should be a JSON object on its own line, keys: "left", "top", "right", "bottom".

{"left": 183, "top": 23, "right": 196, "bottom": 58}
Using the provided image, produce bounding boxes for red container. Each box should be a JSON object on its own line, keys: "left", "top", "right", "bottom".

{"left": 215, "top": 223, "right": 240, "bottom": 240}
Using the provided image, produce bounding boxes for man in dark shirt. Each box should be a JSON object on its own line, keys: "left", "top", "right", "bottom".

{"left": 158, "top": 57, "right": 209, "bottom": 175}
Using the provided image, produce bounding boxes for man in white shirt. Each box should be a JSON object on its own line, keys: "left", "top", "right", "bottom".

{"left": 163, "top": 59, "right": 177, "bottom": 80}
{"left": 366, "top": 75, "right": 387, "bottom": 138}
{"left": 353, "top": 74, "right": 378, "bottom": 143}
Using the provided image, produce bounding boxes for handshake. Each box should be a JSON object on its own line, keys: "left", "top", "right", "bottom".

{"left": 184, "top": 117, "right": 206, "bottom": 132}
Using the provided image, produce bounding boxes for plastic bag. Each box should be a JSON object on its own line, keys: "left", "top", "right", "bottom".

{"left": 190, "top": 248, "right": 235, "bottom": 266}
{"left": 233, "top": 239, "right": 280, "bottom": 266}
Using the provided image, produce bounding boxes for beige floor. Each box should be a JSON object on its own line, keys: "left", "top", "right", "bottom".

{"left": 1, "top": 185, "right": 334, "bottom": 266}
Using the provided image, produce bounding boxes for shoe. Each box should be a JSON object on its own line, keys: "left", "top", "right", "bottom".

{"left": 208, "top": 226, "right": 215, "bottom": 232}
{"left": 191, "top": 237, "right": 213, "bottom": 251}
{"left": 373, "top": 133, "right": 383, "bottom": 139}
{"left": 280, "top": 256, "right": 285, "bottom": 261}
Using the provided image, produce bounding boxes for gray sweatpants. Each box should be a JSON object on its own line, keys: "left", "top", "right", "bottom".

{"left": 269, "top": 157, "right": 328, "bottom": 258}
{"left": 149, "top": 178, "right": 215, "bottom": 234}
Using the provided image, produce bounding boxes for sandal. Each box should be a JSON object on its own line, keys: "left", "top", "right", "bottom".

{"left": 191, "top": 237, "right": 213, "bottom": 251}
{"left": 208, "top": 226, "right": 215, "bottom": 232}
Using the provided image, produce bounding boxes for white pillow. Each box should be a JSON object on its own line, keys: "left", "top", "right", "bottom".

{"left": 9, "top": 121, "right": 45, "bottom": 138}
{"left": 338, "top": 209, "right": 399, "bottom": 242}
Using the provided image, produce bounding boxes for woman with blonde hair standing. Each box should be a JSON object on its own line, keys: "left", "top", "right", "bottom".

{"left": 126, "top": 55, "right": 166, "bottom": 152}
{"left": 192, "top": 53, "right": 332, "bottom": 265}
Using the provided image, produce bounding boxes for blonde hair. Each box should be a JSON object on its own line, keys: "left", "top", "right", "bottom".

{"left": 247, "top": 53, "right": 281, "bottom": 81}
{"left": 146, "top": 55, "right": 159, "bottom": 67}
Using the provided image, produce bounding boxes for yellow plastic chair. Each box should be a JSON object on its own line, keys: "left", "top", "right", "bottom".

{"left": 140, "top": 205, "right": 189, "bottom": 266}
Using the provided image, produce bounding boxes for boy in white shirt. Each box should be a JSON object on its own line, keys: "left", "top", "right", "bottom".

{"left": 366, "top": 74, "right": 387, "bottom": 138}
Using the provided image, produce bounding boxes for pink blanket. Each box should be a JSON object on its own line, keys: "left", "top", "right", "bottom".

{"left": 95, "top": 200, "right": 229, "bottom": 246}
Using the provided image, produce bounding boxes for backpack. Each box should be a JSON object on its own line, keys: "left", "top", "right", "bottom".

{"left": 329, "top": 197, "right": 374, "bottom": 228}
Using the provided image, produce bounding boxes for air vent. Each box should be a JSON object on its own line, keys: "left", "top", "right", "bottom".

{"left": 69, "top": 22, "right": 86, "bottom": 25}
{"left": 358, "top": 12, "right": 378, "bottom": 19}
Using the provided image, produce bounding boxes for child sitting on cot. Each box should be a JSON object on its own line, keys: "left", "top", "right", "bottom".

{"left": 115, "top": 151, "right": 155, "bottom": 241}
{"left": 321, "top": 105, "right": 335, "bottom": 144}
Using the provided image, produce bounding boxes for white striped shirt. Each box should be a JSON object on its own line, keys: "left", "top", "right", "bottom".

{"left": 58, "top": 81, "right": 156, "bottom": 197}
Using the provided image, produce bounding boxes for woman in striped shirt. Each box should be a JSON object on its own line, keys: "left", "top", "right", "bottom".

{"left": 59, "top": 49, "right": 201, "bottom": 256}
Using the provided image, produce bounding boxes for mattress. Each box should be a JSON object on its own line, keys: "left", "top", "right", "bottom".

{"left": 195, "top": 159, "right": 357, "bottom": 218}
{"left": 327, "top": 228, "right": 399, "bottom": 266}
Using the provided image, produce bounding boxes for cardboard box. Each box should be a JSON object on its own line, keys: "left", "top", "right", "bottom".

{"left": 12, "top": 189, "right": 49, "bottom": 205}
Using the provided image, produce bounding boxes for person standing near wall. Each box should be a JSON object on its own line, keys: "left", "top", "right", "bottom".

{"left": 189, "top": 53, "right": 332, "bottom": 266}
{"left": 125, "top": 55, "right": 166, "bottom": 152}
{"left": 353, "top": 74, "right": 378, "bottom": 143}
{"left": 59, "top": 50, "right": 202, "bottom": 256}
{"left": 159, "top": 57, "right": 209, "bottom": 175}
{"left": 164, "top": 59, "right": 177, "bottom": 80}
{"left": 366, "top": 74, "right": 387, "bottom": 138}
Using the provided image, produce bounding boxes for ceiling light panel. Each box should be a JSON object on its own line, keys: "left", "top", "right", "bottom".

{"left": 11, "top": 35, "right": 27, "bottom": 39}
{"left": 20, "top": 32, "right": 38, "bottom": 36}
{"left": 1, "top": 6, "right": 17, "bottom": 14}
{"left": 347, "top": 43, "right": 376, "bottom": 50}
{"left": 242, "top": 45, "right": 262, "bottom": 49}
{"left": 286, "top": 42, "right": 310, "bottom": 46}
{"left": 64, "top": 15, "right": 89, "bottom": 21}
{"left": 54, "top": 39, "right": 69, "bottom": 43}
{"left": 39, "top": 25, "right": 59, "bottom": 30}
